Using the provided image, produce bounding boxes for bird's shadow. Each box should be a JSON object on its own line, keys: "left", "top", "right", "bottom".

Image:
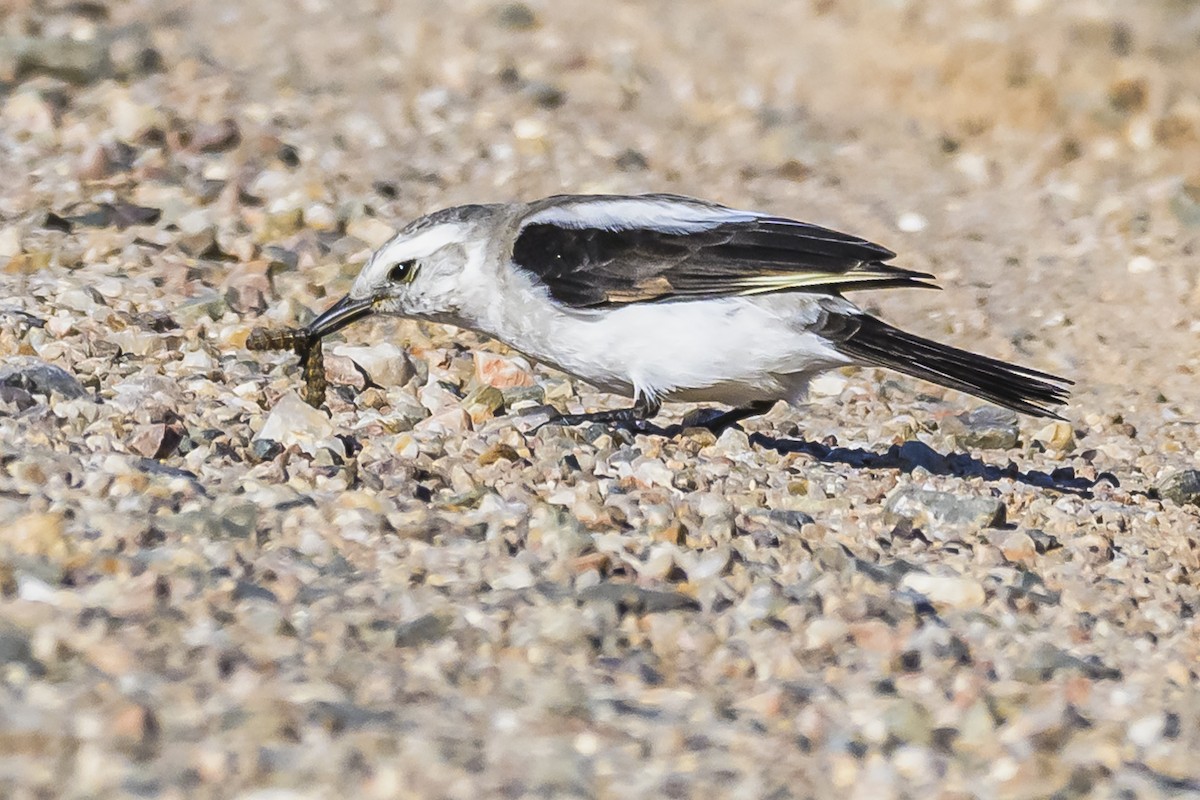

{"left": 746, "top": 432, "right": 1112, "bottom": 498}
{"left": 620, "top": 419, "right": 1109, "bottom": 498}
{"left": 527, "top": 408, "right": 1113, "bottom": 497}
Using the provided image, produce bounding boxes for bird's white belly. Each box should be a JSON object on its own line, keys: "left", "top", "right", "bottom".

{"left": 492, "top": 294, "right": 853, "bottom": 406}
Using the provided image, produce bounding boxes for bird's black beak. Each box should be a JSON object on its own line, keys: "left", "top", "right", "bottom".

{"left": 306, "top": 294, "right": 375, "bottom": 340}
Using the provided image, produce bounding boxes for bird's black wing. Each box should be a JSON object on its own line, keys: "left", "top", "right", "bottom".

{"left": 510, "top": 193, "right": 936, "bottom": 308}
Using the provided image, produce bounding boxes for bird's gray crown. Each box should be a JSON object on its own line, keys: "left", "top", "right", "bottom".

{"left": 400, "top": 203, "right": 504, "bottom": 234}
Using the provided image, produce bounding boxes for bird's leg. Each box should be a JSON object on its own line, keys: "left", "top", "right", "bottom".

{"left": 547, "top": 394, "right": 662, "bottom": 430}
{"left": 682, "top": 400, "right": 776, "bottom": 433}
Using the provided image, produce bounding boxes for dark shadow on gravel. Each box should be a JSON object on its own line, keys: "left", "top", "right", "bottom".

{"left": 748, "top": 434, "right": 1114, "bottom": 498}
{"left": 529, "top": 409, "right": 1115, "bottom": 497}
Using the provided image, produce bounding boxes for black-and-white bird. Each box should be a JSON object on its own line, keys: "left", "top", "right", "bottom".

{"left": 309, "top": 193, "right": 1070, "bottom": 430}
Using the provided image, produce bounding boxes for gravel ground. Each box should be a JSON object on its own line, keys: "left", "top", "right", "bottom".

{"left": 2, "top": 1, "right": 1200, "bottom": 798}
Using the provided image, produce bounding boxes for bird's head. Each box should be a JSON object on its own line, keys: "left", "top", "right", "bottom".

{"left": 307, "top": 205, "right": 500, "bottom": 340}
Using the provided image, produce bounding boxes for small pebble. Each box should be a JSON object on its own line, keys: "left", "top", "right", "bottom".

{"left": 885, "top": 486, "right": 1006, "bottom": 536}
{"left": 900, "top": 573, "right": 987, "bottom": 609}
{"left": 255, "top": 391, "right": 335, "bottom": 455}
{"left": 1127, "top": 255, "right": 1156, "bottom": 274}
{"left": 1033, "top": 421, "right": 1074, "bottom": 452}
{"left": 897, "top": 212, "right": 928, "bottom": 232}
{"left": 943, "top": 406, "right": 1020, "bottom": 450}
{"left": 1157, "top": 470, "right": 1200, "bottom": 507}
{"left": 496, "top": 2, "right": 538, "bottom": 29}
{"left": 191, "top": 118, "right": 241, "bottom": 153}
{"left": 333, "top": 342, "right": 414, "bottom": 387}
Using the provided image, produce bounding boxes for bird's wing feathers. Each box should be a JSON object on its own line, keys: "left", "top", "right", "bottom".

{"left": 510, "top": 194, "right": 935, "bottom": 308}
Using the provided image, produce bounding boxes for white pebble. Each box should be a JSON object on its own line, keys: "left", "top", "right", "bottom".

{"left": 345, "top": 217, "right": 397, "bottom": 248}
{"left": 633, "top": 459, "right": 675, "bottom": 489}
{"left": 804, "top": 618, "right": 849, "bottom": 649}
{"left": 513, "top": 118, "right": 547, "bottom": 141}
{"left": 901, "top": 573, "right": 986, "bottom": 609}
{"left": 181, "top": 349, "right": 214, "bottom": 371}
{"left": 897, "top": 212, "right": 927, "bottom": 233}
{"left": 1127, "top": 255, "right": 1156, "bottom": 274}
{"left": 1128, "top": 714, "right": 1164, "bottom": 748}
{"left": 255, "top": 391, "right": 335, "bottom": 455}
{"left": 0, "top": 226, "right": 21, "bottom": 258}
{"left": 17, "top": 574, "right": 59, "bottom": 604}
{"left": 333, "top": 342, "right": 413, "bottom": 387}
{"left": 686, "top": 548, "right": 730, "bottom": 581}
{"left": 1127, "top": 115, "right": 1155, "bottom": 151}
{"left": 45, "top": 314, "right": 75, "bottom": 337}
{"left": 809, "top": 373, "right": 848, "bottom": 397}
{"left": 954, "top": 152, "right": 992, "bottom": 185}
{"left": 303, "top": 203, "right": 338, "bottom": 231}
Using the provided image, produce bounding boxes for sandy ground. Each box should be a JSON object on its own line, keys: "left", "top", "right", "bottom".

{"left": 2, "top": 0, "right": 1200, "bottom": 797}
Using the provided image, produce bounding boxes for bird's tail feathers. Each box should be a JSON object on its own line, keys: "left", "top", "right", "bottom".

{"left": 838, "top": 316, "right": 1071, "bottom": 418}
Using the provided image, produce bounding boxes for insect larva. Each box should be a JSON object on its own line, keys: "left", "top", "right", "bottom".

{"left": 247, "top": 326, "right": 307, "bottom": 353}
{"left": 246, "top": 325, "right": 327, "bottom": 408}
{"left": 300, "top": 337, "right": 326, "bottom": 408}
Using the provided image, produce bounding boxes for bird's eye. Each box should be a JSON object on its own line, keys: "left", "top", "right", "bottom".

{"left": 388, "top": 260, "right": 417, "bottom": 283}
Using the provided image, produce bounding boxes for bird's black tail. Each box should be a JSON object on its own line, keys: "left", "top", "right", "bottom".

{"left": 838, "top": 315, "right": 1071, "bottom": 418}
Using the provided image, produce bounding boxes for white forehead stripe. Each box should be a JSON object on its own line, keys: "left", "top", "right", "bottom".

{"left": 526, "top": 198, "right": 759, "bottom": 234}
{"left": 377, "top": 224, "right": 463, "bottom": 262}
{"left": 350, "top": 223, "right": 464, "bottom": 299}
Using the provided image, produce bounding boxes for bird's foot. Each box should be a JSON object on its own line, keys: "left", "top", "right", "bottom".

{"left": 532, "top": 400, "right": 776, "bottom": 437}
{"left": 534, "top": 398, "right": 664, "bottom": 435}
{"left": 680, "top": 401, "right": 776, "bottom": 434}
{"left": 535, "top": 409, "right": 654, "bottom": 434}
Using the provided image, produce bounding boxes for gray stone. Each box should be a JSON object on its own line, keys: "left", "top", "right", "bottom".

{"left": 1157, "top": 470, "right": 1200, "bottom": 508}
{"left": 0, "top": 35, "right": 112, "bottom": 84}
{"left": 394, "top": 612, "right": 453, "bottom": 648}
{"left": 527, "top": 82, "right": 566, "bottom": 110}
{"left": 155, "top": 501, "right": 259, "bottom": 540}
{"left": 943, "top": 406, "right": 1020, "bottom": 450}
{"left": 885, "top": 486, "right": 1006, "bottom": 536}
{"left": 1016, "top": 643, "right": 1122, "bottom": 683}
{"left": 389, "top": 395, "right": 430, "bottom": 431}
{"left": 105, "top": 24, "right": 164, "bottom": 79}
{"left": 0, "top": 385, "right": 35, "bottom": 410}
{"left": 0, "top": 626, "right": 43, "bottom": 676}
{"left": 1171, "top": 183, "right": 1200, "bottom": 227}
{"left": 1026, "top": 529, "right": 1062, "bottom": 553}
{"left": 883, "top": 698, "right": 934, "bottom": 745}
{"left": 0, "top": 357, "right": 87, "bottom": 400}
{"left": 463, "top": 385, "right": 504, "bottom": 417}
{"left": 499, "top": 384, "right": 545, "bottom": 409}
{"left": 232, "top": 580, "right": 278, "bottom": 603}
{"left": 251, "top": 438, "right": 284, "bottom": 462}
{"left": 306, "top": 700, "right": 396, "bottom": 731}
{"left": 577, "top": 583, "right": 700, "bottom": 615}
{"left": 615, "top": 149, "right": 650, "bottom": 172}
{"left": 218, "top": 502, "right": 260, "bottom": 539}
{"left": 496, "top": 3, "right": 538, "bottom": 29}
{"left": 744, "top": 508, "right": 816, "bottom": 529}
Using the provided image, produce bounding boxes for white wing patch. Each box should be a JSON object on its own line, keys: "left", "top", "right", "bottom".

{"left": 732, "top": 270, "right": 913, "bottom": 295}
{"left": 525, "top": 196, "right": 760, "bottom": 235}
